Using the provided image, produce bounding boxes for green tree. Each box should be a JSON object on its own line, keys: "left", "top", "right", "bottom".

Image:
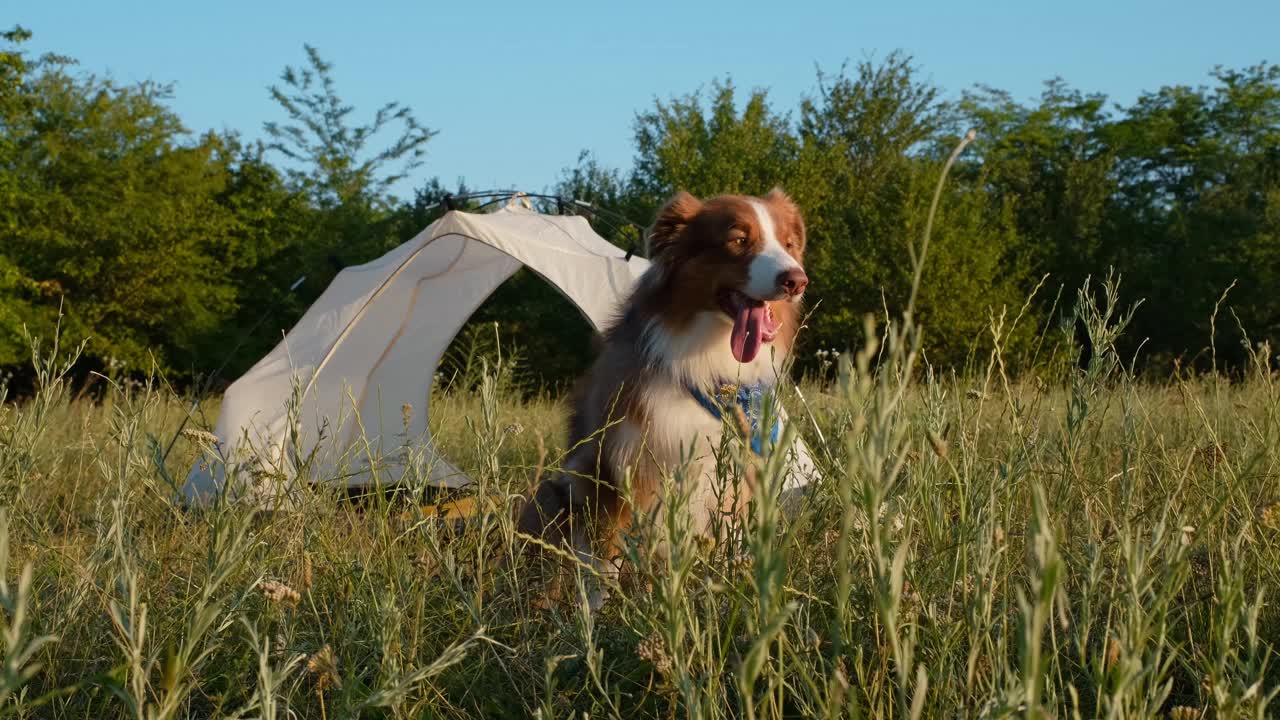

{"left": 1104, "top": 65, "right": 1280, "bottom": 367}
{"left": 631, "top": 79, "right": 800, "bottom": 205}
{"left": 265, "top": 45, "right": 435, "bottom": 210}
{"left": 189, "top": 140, "right": 316, "bottom": 379}
{"left": 0, "top": 28, "right": 242, "bottom": 375}
{"left": 795, "top": 55, "right": 1033, "bottom": 369}
{"left": 0, "top": 27, "right": 56, "bottom": 367}
{"left": 262, "top": 45, "right": 439, "bottom": 304}
{"left": 959, "top": 79, "right": 1116, "bottom": 296}
{"left": 958, "top": 66, "right": 1280, "bottom": 372}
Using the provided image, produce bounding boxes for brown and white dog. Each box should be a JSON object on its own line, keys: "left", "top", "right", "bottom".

{"left": 517, "top": 189, "right": 808, "bottom": 583}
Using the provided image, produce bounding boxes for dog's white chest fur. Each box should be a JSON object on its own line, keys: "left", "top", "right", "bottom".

{"left": 607, "top": 311, "right": 784, "bottom": 529}
{"left": 607, "top": 380, "right": 725, "bottom": 534}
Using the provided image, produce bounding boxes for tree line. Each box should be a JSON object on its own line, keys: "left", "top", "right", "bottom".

{"left": 2, "top": 27, "right": 1277, "bottom": 393}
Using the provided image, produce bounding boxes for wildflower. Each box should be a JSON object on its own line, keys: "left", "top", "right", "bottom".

{"left": 1259, "top": 502, "right": 1280, "bottom": 530}
{"left": 307, "top": 644, "right": 342, "bottom": 691}
{"left": 261, "top": 579, "right": 300, "bottom": 607}
{"left": 1168, "top": 707, "right": 1201, "bottom": 720}
{"left": 637, "top": 632, "right": 673, "bottom": 677}
{"left": 180, "top": 428, "right": 220, "bottom": 445}
{"left": 1197, "top": 442, "right": 1226, "bottom": 470}
{"left": 815, "top": 349, "right": 829, "bottom": 359}
{"left": 898, "top": 581, "right": 922, "bottom": 625}
{"left": 831, "top": 350, "right": 841, "bottom": 358}
{"left": 926, "top": 430, "right": 948, "bottom": 459}
{"left": 972, "top": 653, "right": 992, "bottom": 679}
{"left": 805, "top": 627, "right": 822, "bottom": 651}
{"left": 890, "top": 513, "right": 905, "bottom": 533}
{"left": 902, "top": 579, "right": 918, "bottom": 602}
{"left": 401, "top": 403, "right": 413, "bottom": 429}
{"left": 1105, "top": 636, "right": 1122, "bottom": 669}
{"left": 833, "top": 659, "right": 850, "bottom": 691}
{"left": 693, "top": 535, "right": 716, "bottom": 556}
{"left": 411, "top": 552, "right": 436, "bottom": 574}
{"left": 725, "top": 552, "right": 753, "bottom": 575}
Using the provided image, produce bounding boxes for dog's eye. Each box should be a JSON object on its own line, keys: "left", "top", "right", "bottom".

{"left": 730, "top": 235, "right": 748, "bottom": 246}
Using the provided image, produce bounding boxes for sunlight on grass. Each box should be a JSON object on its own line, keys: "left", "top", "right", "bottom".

{"left": 0, "top": 272, "right": 1277, "bottom": 718}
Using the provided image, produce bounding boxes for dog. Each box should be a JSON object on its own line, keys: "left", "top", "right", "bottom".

{"left": 516, "top": 188, "right": 808, "bottom": 591}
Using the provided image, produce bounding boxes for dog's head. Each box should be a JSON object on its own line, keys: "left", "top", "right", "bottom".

{"left": 645, "top": 189, "right": 808, "bottom": 364}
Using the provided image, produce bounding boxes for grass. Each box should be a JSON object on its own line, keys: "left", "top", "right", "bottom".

{"left": 0, "top": 272, "right": 1278, "bottom": 720}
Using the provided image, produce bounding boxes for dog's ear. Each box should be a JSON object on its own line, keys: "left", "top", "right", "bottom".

{"left": 764, "top": 187, "right": 794, "bottom": 207}
{"left": 646, "top": 191, "right": 702, "bottom": 258}
{"left": 764, "top": 186, "right": 806, "bottom": 256}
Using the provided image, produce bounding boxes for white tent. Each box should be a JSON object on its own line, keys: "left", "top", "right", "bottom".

{"left": 182, "top": 200, "right": 820, "bottom": 507}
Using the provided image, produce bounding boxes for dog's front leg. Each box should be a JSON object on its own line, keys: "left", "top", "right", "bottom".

{"left": 516, "top": 450, "right": 619, "bottom": 609}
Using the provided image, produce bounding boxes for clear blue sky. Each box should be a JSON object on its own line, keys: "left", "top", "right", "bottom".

{"left": 19, "top": 0, "right": 1278, "bottom": 196}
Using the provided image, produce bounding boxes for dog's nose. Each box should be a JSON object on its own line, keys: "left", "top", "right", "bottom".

{"left": 777, "top": 268, "right": 808, "bottom": 296}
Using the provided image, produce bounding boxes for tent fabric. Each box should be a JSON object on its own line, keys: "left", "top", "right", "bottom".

{"left": 181, "top": 204, "right": 819, "bottom": 508}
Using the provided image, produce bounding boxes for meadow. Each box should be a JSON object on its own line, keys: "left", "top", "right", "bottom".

{"left": 0, "top": 274, "right": 1277, "bottom": 720}
{"left": 6, "top": 20, "right": 1280, "bottom": 720}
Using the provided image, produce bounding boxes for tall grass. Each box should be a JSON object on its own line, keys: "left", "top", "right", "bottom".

{"left": 2, "top": 148, "right": 1280, "bottom": 715}
{"left": 0, "top": 274, "right": 1277, "bottom": 718}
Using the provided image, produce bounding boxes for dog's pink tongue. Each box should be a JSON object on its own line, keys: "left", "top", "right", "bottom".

{"left": 731, "top": 302, "right": 767, "bottom": 363}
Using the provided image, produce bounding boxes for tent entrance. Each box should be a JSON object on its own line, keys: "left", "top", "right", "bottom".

{"left": 436, "top": 266, "right": 599, "bottom": 396}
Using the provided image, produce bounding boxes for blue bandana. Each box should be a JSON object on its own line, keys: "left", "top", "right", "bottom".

{"left": 687, "top": 381, "right": 782, "bottom": 456}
